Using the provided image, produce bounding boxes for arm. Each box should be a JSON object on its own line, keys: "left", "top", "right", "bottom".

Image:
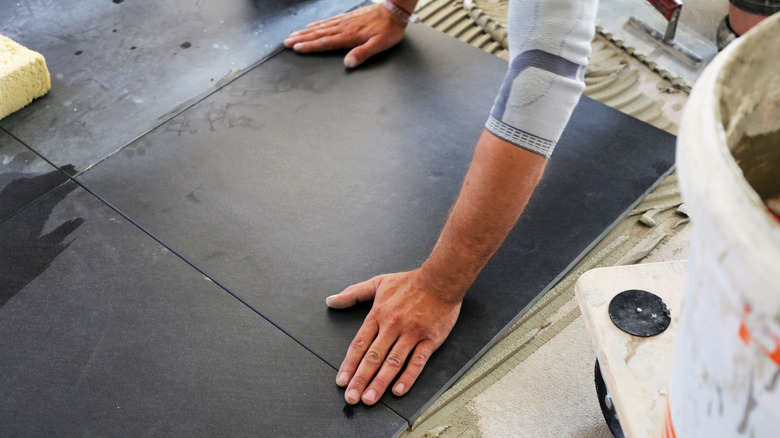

{"left": 327, "top": 130, "right": 546, "bottom": 405}
{"left": 291, "top": 0, "right": 598, "bottom": 405}
{"left": 284, "top": 0, "right": 419, "bottom": 68}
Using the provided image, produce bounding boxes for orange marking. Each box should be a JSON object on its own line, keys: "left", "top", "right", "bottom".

{"left": 739, "top": 304, "right": 780, "bottom": 367}
{"left": 769, "top": 339, "right": 780, "bottom": 367}
{"left": 663, "top": 396, "right": 677, "bottom": 438}
{"left": 739, "top": 305, "right": 752, "bottom": 344}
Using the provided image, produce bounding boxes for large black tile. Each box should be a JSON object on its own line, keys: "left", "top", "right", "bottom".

{"left": 0, "top": 182, "right": 405, "bottom": 436}
{"left": 77, "top": 25, "right": 677, "bottom": 421}
{"left": 0, "top": 129, "right": 70, "bottom": 222}
{"left": 0, "top": 0, "right": 358, "bottom": 174}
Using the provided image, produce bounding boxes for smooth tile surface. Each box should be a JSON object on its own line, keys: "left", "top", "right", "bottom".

{"left": 77, "top": 24, "right": 677, "bottom": 421}
{"left": 0, "top": 182, "right": 405, "bottom": 436}
{"left": 0, "top": 0, "right": 357, "bottom": 174}
{"left": 0, "top": 129, "right": 69, "bottom": 222}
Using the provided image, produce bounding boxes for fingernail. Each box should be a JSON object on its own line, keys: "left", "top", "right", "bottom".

{"left": 325, "top": 295, "right": 337, "bottom": 307}
{"left": 336, "top": 372, "right": 349, "bottom": 386}
{"left": 346, "top": 389, "right": 360, "bottom": 404}
{"left": 283, "top": 39, "right": 292, "bottom": 47}
{"left": 394, "top": 383, "right": 405, "bottom": 395}
{"left": 363, "top": 389, "right": 376, "bottom": 403}
{"left": 344, "top": 55, "right": 357, "bottom": 69}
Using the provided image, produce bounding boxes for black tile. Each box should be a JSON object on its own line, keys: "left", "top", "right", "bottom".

{"left": 76, "top": 25, "right": 677, "bottom": 421}
{"left": 0, "top": 129, "right": 70, "bottom": 222}
{"left": 0, "top": 0, "right": 358, "bottom": 174}
{"left": 0, "top": 182, "right": 405, "bottom": 436}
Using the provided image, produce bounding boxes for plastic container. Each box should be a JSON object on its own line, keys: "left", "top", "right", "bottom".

{"left": 666, "top": 12, "right": 780, "bottom": 438}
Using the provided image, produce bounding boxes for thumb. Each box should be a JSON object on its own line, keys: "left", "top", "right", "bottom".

{"left": 343, "top": 34, "right": 400, "bottom": 68}
{"left": 326, "top": 277, "right": 381, "bottom": 309}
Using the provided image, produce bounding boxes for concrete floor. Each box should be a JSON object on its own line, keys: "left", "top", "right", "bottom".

{"left": 468, "top": 227, "right": 693, "bottom": 438}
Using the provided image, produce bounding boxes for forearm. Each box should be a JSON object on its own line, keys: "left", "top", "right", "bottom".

{"left": 419, "top": 130, "right": 547, "bottom": 302}
{"left": 418, "top": 0, "right": 600, "bottom": 301}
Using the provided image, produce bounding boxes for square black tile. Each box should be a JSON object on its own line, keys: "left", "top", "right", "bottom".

{"left": 76, "top": 24, "right": 677, "bottom": 421}
{"left": 0, "top": 0, "right": 358, "bottom": 174}
{"left": 0, "top": 129, "right": 69, "bottom": 222}
{"left": 0, "top": 182, "right": 405, "bottom": 436}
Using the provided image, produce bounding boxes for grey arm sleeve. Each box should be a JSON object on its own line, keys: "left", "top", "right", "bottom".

{"left": 485, "top": 0, "right": 599, "bottom": 158}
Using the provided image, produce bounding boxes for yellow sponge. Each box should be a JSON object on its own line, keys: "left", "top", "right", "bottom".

{"left": 1, "top": 34, "right": 51, "bottom": 121}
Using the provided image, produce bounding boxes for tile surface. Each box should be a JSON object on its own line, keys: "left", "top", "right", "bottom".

{"left": 77, "top": 24, "right": 677, "bottom": 421}
{"left": 0, "top": 182, "right": 405, "bottom": 436}
{"left": 0, "top": 129, "right": 69, "bottom": 222}
{"left": 0, "top": 0, "right": 357, "bottom": 174}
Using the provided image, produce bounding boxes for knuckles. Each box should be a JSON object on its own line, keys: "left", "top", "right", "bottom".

{"left": 384, "top": 353, "right": 404, "bottom": 369}
{"left": 411, "top": 353, "right": 428, "bottom": 368}
{"left": 350, "top": 336, "right": 368, "bottom": 351}
{"left": 364, "top": 349, "right": 384, "bottom": 364}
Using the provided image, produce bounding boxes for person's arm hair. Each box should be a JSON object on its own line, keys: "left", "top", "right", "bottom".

{"left": 417, "top": 130, "right": 547, "bottom": 303}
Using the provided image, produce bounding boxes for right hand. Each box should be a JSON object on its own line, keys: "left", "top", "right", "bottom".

{"left": 327, "top": 269, "right": 463, "bottom": 404}
{"left": 283, "top": 3, "right": 408, "bottom": 68}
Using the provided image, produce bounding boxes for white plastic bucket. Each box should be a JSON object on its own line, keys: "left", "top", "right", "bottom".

{"left": 666, "top": 13, "right": 780, "bottom": 438}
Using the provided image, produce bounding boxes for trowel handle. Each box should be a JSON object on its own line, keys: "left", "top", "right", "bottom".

{"left": 646, "top": 0, "right": 683, "bottom": 21}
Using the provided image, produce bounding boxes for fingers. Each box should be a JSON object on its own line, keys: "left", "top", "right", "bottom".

{"left": 392, "top": 341, "right": 435, "bottom": 396}
{"left": 325, "top": 277, "right": 379, "bottom": 309}
{"left": 344, "top": 34, "right": 395, "bottom": 68}
{"left": 341, "top": 334, "right": 437, "bottom": 405}
{"left": 283, "top": 7, "right": 370, "bottom": 50}
{"left": 342, "top": 324, "right": 400, "bottom": 405}
{"left": 337, "top": 317, "right": 380, "bottom": 403}
{"left": 359, "top": 334, "right": 417, "bottom": 404}
{"left": 284, "top": 27, "right": 350, "bottom": 53}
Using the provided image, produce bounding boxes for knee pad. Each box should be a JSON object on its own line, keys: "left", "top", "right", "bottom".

{"left": 486, "top": 0, "right": 598, "bottom": 157}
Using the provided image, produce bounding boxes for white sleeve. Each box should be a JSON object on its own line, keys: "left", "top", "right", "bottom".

{"left": 485, "top": 0, "right": 598, "bottom": 158}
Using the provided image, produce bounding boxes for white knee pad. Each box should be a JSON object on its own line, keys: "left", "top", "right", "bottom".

{"left": 485, "top": 0, "right": 599, "bottom": 157}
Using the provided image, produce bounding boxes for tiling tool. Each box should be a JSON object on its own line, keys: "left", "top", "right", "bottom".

{"left": 596, "top": 0, "right": 717, "bottom": 87}
{"left": 627, "top": 0, "right": 705, "bottom": 67}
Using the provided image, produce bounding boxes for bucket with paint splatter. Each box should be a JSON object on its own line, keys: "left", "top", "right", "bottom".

{"left": 667, "top": 12, "right": 780, "bottom": 438}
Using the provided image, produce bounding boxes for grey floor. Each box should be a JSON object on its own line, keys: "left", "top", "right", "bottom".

{"left": 1, "top": 0, "right": 677, "bottom": 435}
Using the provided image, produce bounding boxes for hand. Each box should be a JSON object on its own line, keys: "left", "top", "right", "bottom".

{"left": 283, "top": 3, "right": 407, "bottom": 68}
{"left": 327, "top": 269, "right": 462, "bottom": 405}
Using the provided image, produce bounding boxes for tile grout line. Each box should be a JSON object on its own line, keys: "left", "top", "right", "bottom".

{"left": 70, "top": 177, "right": 331, "bottom": 361}
{"left": 72, "top": 46, "right": 288, "bottom": 179}
{"left": 0, "top": 129, "right": 77, "bottom": 226}
{"left": 74, "top": 0, "right": 367, "bottom": 180}
{"left": 2, "top": 2, "right": 418, "bottom": 423}
{"left": 66, "top": 176, "right": 407, "bottom": 422}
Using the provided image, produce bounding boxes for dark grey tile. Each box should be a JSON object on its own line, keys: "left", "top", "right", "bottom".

{"left": 76, "top": 25, "right": 676, "bottom": 421}
{"left": 0, "top": 182, "right": 405, "bottom": 436}
{"left": 0, "top": 129, "right": 70, "bottom": 222}
{"left": 0, "top": 0, "right": 358, "bottom": 174}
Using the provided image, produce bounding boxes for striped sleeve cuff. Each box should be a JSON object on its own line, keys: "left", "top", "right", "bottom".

{"left": 485, "top": 116, "right": 555, "bottom": 158}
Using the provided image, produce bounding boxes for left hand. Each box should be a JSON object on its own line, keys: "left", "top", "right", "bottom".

{"left": 327, "top": 268, "right": 462, "bottom": 404}
{"left": 283, "top": 3, "right": 407, "bottom": 68}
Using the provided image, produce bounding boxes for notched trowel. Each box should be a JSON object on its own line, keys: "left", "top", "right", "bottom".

{"left": 597, "top": 0, "right": 717, "bottom": 86}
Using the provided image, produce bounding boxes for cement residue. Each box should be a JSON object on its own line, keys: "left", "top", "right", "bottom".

{"left": 418, "top": 404, "right": 482, "bottom": 438}
{"left": 732, "top": 130, "right": 780, "bottom": 202}
{"left": 469, "top": 0, "right": 508, "bottom": 27}
{"left": 716, "top": 29, "right": 780, "bottom": 204}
